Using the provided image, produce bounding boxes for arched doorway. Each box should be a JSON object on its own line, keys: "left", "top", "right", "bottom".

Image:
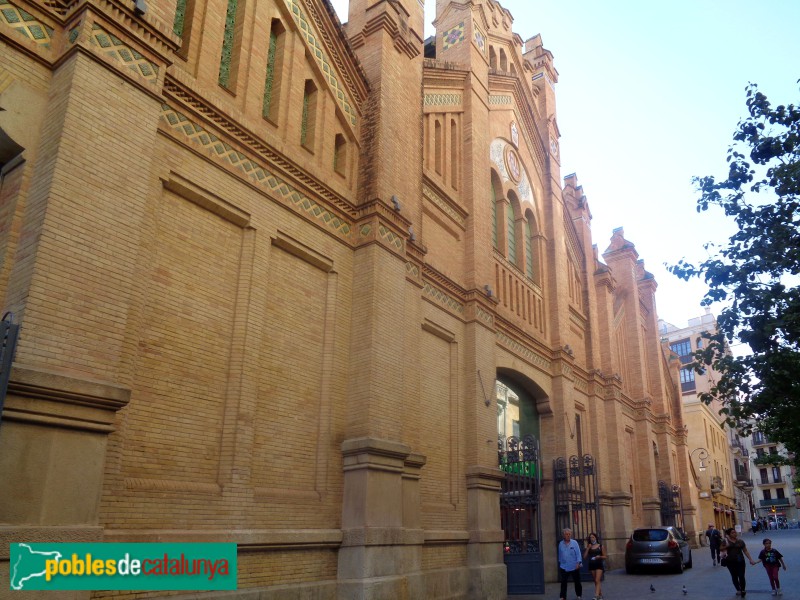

{"left": 497, "top": 373, "right": 545, "bottom": 595}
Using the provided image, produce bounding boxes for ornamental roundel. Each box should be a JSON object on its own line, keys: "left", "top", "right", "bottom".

{"left": 505, "top": 145, "right": 521, "bottom": 183}
{"left": 510, "top": 121, "right": 519, "bottom": 147}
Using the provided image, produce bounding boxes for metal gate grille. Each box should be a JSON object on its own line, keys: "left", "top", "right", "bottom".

{"left": 500, "top": 434, "right": 544, "bottom": 595}
{"left": 554, "top": 455, "right": 600, "bottom": 549}
{"left": 658, "top": 481, "right": 685, "bottom": 530}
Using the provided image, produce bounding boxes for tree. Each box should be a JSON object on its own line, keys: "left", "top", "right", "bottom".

{"left": 670, "top": 81, "right": 800, "bottom": 477}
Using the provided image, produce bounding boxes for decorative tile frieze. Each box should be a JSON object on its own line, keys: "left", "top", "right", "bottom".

{"left": 0, "top": 1, "right": 53, "bottom": 47}
{"left": 489, "top": 95, "right": 512, "bottom": 105}
{"left": 497, "top": 331, "right": 550, "bottom": 371}
{"left": 422, "top": 182, "right": 465, "bottom": 227}
{"left": 378, "top": 224, "right": 403, "bottom": 250}
{"left": 476, "top": 306, "right": 494, "bottom": 326}
{"left": 406, "top": 262, "right": 420, "bottom": 278}
{"left": 89, "top": 24, "right": 159, "bottom": 84}
{"left": 423, "top": 283, "right": 464, "bottom": 314}
{"left": 442, "top": 22, "right": 465, "bottom": 51}
{"left": 424, "top": 93, "right": 462, "bottom": 107}
{"left": 283, "top": 0, "right": 356, "bottom": 127}
{"left": 67, "top": 25, "right": 79, "bottom": 44}
{"left": 160, "top": 104, "right": 352, "bottom": 239}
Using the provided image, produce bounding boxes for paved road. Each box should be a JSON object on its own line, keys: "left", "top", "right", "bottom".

{"left": 513, "top": 528, "right": 800, "bottom": 600}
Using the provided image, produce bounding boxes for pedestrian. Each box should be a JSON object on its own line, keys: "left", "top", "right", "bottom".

{"left": 752, "top": 518, "right": 759, "bottom": 534}
{"left": 583, "top": 532, "right": 606, "bottom": 600}
{"left": 720, "top": 527, "right": 757, "bottom": 597}
{"left": 756, "top": 538, "right": 787, "bottom": 596}
{"left": 706, "top": 523, "right": 722, "bottom": 565}
{"left": 558, "top": 528, "right": 583, "bottom": 600}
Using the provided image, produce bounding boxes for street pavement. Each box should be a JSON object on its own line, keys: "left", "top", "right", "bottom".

{"left": 513, "top": 528, "right": 800, "bottom": 600}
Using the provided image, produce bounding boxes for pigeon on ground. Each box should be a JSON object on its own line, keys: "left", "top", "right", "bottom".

{"left": 683, "top": 585, "right": 688, "bottom": 595}
{"left": 650, "top": 583, "right": 656, "bottom": 592}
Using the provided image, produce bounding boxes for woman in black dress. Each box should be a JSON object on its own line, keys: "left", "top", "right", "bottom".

{"left": 583, "top": 532, "right": 607, "bottom": 600}
{"left": 721, "top": 528, "right": 757, "bottom": 597}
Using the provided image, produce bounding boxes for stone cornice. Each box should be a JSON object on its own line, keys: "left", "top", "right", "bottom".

{"left": 422, "top": 60, "right": 470, "bottom": 88}
{"left": 63, "top": 0, "right": 179, "bottom": 59}
{"left": 8, "top": 365, "right": 129, "bottom": 411}
{"left": 4, "top": 365, "right": 130, "bottom": 433}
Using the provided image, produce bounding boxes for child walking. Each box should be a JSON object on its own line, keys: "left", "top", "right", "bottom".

{"left": 757, "top": 538, "right": 787, "bottom": 596}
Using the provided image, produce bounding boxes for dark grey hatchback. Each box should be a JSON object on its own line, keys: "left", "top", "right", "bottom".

{"left": 624, "top": 526, "right": 693, "bottom": 574}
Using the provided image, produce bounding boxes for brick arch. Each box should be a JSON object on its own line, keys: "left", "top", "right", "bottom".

{"left": 0, "top": 127, "right": 23, "bottom": 169}
{"left": 496, "top": 365, "right": 552, "bottom": 417}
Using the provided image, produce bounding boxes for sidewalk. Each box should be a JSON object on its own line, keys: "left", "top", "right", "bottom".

{"left": 510, "top": 528, "right": 800, "bottom": 600}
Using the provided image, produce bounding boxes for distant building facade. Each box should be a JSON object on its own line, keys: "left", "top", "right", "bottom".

{"left": 660, "top": 312, "right": 743, "bottom": 533}
{"left": 0, "top": 0, "right": 696, "bottom": 597}
{"left": 750, "top": 433, "right": 798, "bottom": 525}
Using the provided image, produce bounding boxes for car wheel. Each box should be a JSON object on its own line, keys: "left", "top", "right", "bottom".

{"left": 625, "top": 564, "right": 636, "bottom": 575}
{"left": 673, "top": 557, "right": 684, "bottom": 574}
{"left": 686, "top": 551, "right": 693, "bottom": 569}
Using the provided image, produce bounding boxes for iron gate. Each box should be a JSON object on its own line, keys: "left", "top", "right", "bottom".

{"left": 499, "top": 434, "right": 544, "bottom": 595}
{"left": 658, "top": 481, "right": 685, "bottom": 531}
{"left": 554, "top": 455, "right": 600, "bottom": 580}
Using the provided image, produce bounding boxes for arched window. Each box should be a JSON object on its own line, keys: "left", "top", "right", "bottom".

{"left": 334, "top": 134, "right": 346, "bottom": 175}
{"left": 491, "top": 176, "right": 500, "bottom": 250}
{"left": 489, "top": 47, "right": 497, "bottom": 70}
{"left": 499, "top": 48, "right": 508, "bottom": 72}
{"left": 172, "top": 0, "right": 195, "bottom": 46}
{"left": 507, "top": 193, "right": 517, "bottom": 265}
{"left": 450, "top": 118, "right": 458, "bottom": 190}
{"left": 218, "top": 0, "right": 243, "bottom": 89}
{"left": 301, "top": 79, "right": 318, "bottom": 150}
{"left": 262, "top": 19, "right": 285, "bottom": 120}
{"left": 525, "top": 218, "right": 534, "bottom": 280}
{"left": 434, "top": 119, "right": 442, "bottom": 175}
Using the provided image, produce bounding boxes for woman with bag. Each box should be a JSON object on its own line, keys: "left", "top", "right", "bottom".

{"left": 583, "top": 532, "right": 607, "bottom": 600}
{"left": 720, "top": 528, "right": 757, "bottom": 597}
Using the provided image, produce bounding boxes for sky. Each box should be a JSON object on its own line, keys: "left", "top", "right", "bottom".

{"left": 329, "top": 0, "right": 800, "bottom": 329}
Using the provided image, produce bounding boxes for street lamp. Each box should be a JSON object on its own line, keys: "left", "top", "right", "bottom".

{"left": 690, "top": 447, "right": 709, "bottom": 472}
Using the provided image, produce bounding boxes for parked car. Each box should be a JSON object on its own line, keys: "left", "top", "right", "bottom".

{"left": 625, "top": 526, "right": 692, "bottom": 574}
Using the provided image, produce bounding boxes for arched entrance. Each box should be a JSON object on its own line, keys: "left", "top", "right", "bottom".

{"left": 496, "top": 373, "right": 545, "bottom": 595}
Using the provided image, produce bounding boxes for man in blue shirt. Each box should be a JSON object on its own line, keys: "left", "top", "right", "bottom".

{"left": 558, "top": 528, "right": 583, "bottom": 600}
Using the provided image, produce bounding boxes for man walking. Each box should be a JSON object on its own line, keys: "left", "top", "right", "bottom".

{"left": 706, "top": 523, "right": 722, "bottom": 565}
{"left": 558, "top": 528, "right": 583, "bottom": 600}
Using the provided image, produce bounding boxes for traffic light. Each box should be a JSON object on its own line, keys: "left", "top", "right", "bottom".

{"left": 771, "top": 506, "right": 776, "bottom": 513}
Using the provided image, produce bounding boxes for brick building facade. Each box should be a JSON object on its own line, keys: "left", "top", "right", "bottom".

{"left": 0, "top": 0, "right": 695, "bottom": 597}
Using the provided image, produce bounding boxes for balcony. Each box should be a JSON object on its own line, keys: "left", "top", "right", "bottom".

{"left": 752, "top": 433, "right": 772, "bottom": 447}
{"left": 760, "top": 498, "right": 790, "bottom": 508}
{"left": 758, "top": 477, "right": 784, "bottom": 486}
{"left": 734, "top": 477, "right": 753, "bottom": 491}
{"left": 730, "top": 439, "right": 748, "bottom": 456}
{"left": 710, "top": 475, "right": 724, "bottom": 495}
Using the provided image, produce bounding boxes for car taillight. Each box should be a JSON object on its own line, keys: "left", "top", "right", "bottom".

{"left": 668, "top": 540, "right": 678, "bottom": 549}
{"left": 626, "top": 540, "right": 633, "bottom": 550}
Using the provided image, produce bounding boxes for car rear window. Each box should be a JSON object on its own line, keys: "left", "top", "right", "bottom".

{"left": 633, "top": 529, "right": 669, "bottom": 542}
